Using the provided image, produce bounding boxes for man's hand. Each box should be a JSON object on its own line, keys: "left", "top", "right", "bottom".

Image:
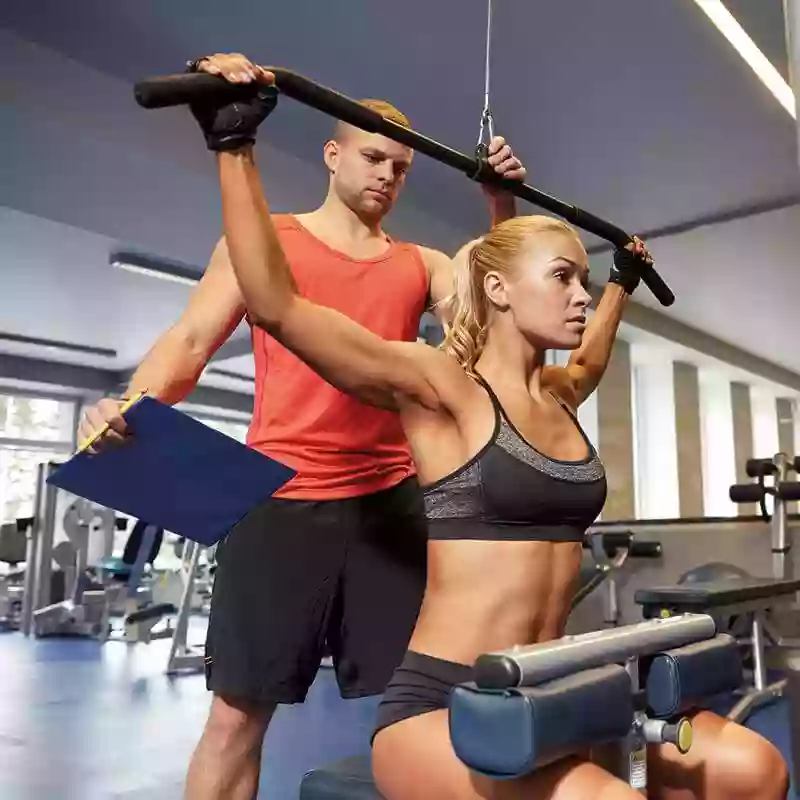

{"left": 188, "top": 53, "right": 277, "bottom": 152}
{"left": 77, "top": 398, "right": 131, "bottom": 455}
{"left": 480, "top": 136, "right": 527, "bottom": 225}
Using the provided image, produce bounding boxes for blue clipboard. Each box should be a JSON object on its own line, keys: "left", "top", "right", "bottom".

{"left": 47, "top": 397, "right": 296, "bottom": 546}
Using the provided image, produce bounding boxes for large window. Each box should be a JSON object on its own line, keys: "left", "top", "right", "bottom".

{"left": 0, "top": 394, "right": 75, "bottom": 443}
{"left": 0, "top": 394, "right": 75, "bottom": 524}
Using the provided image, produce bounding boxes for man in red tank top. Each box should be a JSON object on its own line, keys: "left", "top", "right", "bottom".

{"left": 77, "top": 52, "right": 526, "bottom": 799}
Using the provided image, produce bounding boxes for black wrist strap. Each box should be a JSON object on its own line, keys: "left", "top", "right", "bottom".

{"left": 185, "top": 57, "right": 210, "bottom": 73}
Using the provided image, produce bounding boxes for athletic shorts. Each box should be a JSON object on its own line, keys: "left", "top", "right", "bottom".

{"left": 204, "top": 476, "right": 428, "bottom": 705}
{"left": 372, "top": 650, "right": 473, "bottom": 742}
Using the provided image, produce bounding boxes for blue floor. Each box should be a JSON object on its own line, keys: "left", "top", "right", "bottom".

{"left": 0, "top": 629, "right": 796, "bottom": 799}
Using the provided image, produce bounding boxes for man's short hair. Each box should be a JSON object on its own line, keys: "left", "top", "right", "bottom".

{"left": 333, "top": 99, "right": 411, "bottom": 140}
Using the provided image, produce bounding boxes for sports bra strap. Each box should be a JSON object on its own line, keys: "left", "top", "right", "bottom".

{"left": 472, "top": 371, "right": 504, "bottom": 414}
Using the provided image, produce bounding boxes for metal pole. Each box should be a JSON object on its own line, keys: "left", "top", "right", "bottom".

{"left": 19, "top": 466, "right": 44, "bottom": 636}
{"left": 27, "top": 462, "right": 59, "bottom": 633}
{"left": 166, "top": 541, "right": 202, "bottom": 673}
{"left": 772, "top": 453, "right": 791, "bottom": 579}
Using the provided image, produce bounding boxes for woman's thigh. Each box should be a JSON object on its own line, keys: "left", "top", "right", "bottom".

{"left": 372, "top": 710, "right": 643, "bottom": 800}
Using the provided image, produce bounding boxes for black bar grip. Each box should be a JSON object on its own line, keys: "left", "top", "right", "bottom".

{"left": 777, "top": 482, "right": 800, "bottom": 501}
{"left": 134, "top": 72, "right": 257, "bottom": 108}
{"left": 729, "top": 483, "right": 765, "bottom": 503}
{"left": 133, "top": 69, "right": 675, "bottom": 306}
{"left": 794, "top": 456, "right": 800, "bottom": 473}
{"left": 746, "top": 458, "right": 777, "bottom": 478}
{"left": 629, "top": 541, "right": 662, "bottom": 558}
{"left": 583, "top": 530, "right": 631, "bottom": 550}
{"left": 473, "top": 653, "right": 522, "bottom": 690}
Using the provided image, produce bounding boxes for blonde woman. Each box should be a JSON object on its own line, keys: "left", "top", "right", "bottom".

{"left": 193, "top": 71, "right": 789, "bottom": 800}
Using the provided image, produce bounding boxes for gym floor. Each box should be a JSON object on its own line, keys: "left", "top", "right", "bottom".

{"left": 0, "top": 629, "right": 795, "bottom": 800}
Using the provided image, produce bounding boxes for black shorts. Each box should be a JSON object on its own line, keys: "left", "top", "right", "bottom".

{"left": 205, "top": 476, "right": 428, "bottom": 705}
{"left": 372, "top": 651, "right": 473, "bottom": 742}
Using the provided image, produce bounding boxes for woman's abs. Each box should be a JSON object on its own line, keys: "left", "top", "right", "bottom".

{"left": 408, "top": 538, "right": 583, "bottom": 664}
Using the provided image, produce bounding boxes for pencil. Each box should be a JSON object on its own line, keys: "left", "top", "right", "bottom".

{"left": 76, "top": 389, "right": 148, "bottom": 455}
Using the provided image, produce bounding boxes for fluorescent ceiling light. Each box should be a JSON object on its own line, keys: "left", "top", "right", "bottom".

{"left": 692, "top": 0, "right": 796, "bottom": 119}
{"left": 111, "top": 258, "right": 199, "bottom": 287}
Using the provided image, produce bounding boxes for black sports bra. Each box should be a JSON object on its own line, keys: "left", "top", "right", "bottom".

{"left": 423, "top": 377, "right": 607, "bottom": 542}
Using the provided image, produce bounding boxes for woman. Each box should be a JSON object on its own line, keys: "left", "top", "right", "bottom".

{"left": 193, "top": 73, "right": 789, "bottom": 800}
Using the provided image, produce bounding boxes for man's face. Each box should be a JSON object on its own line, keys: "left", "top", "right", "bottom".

{"left": 324, "top": 127, "right": 414, "bottom": 219}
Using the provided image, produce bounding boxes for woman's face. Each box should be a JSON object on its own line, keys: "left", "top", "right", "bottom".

{"left": 489, "top": 230, "right": 592, "bottom": 350}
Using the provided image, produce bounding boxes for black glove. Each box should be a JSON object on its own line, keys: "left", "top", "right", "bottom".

{"left": 608, "top": 245, "right": 643, "bottom": 295}
{"left": 187, "top": 62, "right": 278, "bottom": 152}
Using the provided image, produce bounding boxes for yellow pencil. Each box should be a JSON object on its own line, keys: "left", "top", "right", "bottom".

{"left": 76, "top": 389, "right": 148, "bottom": 455}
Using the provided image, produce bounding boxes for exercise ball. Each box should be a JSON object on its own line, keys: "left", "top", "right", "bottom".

{"left": 678, "top": 562, "right": 752, "bottom": 585}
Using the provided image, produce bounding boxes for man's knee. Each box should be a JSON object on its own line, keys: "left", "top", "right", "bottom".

{"left": 203, "top": 693, "right": 276, "bottom": 747}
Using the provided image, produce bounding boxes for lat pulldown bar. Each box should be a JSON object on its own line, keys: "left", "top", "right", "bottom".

{"left": 134, "top": 68, "right": 675, "bottom": 307}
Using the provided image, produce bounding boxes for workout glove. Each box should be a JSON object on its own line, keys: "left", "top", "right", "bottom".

{"left": 608, "top": 246, "right": 643, "bottom": 295}
{"left": 189, "top": 77, "right": 278, "bottom": 152}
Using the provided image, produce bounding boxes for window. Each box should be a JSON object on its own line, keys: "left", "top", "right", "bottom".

{"left": 0, "top": 394, "right": 76, "bottom": 524}
{"left": 0, "top": 445, "right": 68, "bottom": 524}
{"left": 0, "top": 394, "right": 75, "bottom": 443}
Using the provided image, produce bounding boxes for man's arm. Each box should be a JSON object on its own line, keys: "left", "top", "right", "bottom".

{"left": 421, "top": 136, "right": 526, "bottom": 326}
{"left": 481, "top": 135, "right": 524, "bottom": 228}
{"left": 124, "top": 237, "right": 246, "bottom": 404}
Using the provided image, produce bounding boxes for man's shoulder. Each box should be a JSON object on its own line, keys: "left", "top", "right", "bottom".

{"left": 412, "top": 245, "right": 451, "bottom": 275}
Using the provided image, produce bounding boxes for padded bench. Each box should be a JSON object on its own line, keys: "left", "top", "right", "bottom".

{"left": 299, "top": 755, "right": 383, "bottom": 800}
{"left": 635, "top": 578, "right": 800, "bottom": 617}
{"left": 635, "top": 576, "right": 800, "bottom": 723}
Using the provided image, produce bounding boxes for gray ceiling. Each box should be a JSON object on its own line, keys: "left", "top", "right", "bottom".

{"left": 1, "top": 0, "right": 799, "bottom": 387}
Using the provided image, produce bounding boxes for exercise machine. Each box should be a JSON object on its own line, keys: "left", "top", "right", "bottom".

{"left": 729, "top": 453, "right": 800, "bottom": 582}
{"left": 22, "top": 462, "right": 112, "bottom": 638}
{"left": 21, "top": 461, "right": 177, "bottom": 641}
{"left": 635, "top": 452, "right": 800, "bottom": 723}
{"left": 300, "top": 615, "right": 741, "bottom": 798}
{"left": 0, "top": 516, "right": 31, "bottom": 631}
{"left": 165, "top": 538, "right": 213, "bottom": 674}
{"left": 573, "top": 528, "right": 662, "bottom": 626}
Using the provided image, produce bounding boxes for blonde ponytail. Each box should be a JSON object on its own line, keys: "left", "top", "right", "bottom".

{"left": 440, "top": 216, "right": 581, "bottom": 375}
{"left": 440, "top": 239, "right": 487, "bottom": 377}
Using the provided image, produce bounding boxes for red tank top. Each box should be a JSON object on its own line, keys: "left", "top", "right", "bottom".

{"left": 247, "top": 215, "right": 430, "bottom": 499}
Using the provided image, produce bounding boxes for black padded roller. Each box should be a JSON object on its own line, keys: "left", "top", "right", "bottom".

{"left": 729, "top": 483, "right": 765, "bottom": 503}
{"left": 474, "top": 653, "right": 523, "bottom": 690}
{"left": 746, "top": 458, "right": 777, "bottom": 478}
{"left": 630, "top": 541, "right": 662, "bottom": 559}
{"left": 777, "top": 482, "right": 800, "bottom": 501}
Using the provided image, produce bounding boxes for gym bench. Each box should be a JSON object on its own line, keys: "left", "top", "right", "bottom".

{"left": 635, "top": 576, "right": 800, "bottom": 723}
{"left": 300, "top": 614, "right": 741, "bottom": 798}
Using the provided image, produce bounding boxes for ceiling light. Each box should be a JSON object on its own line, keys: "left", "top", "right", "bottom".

{"left": 110, "top": 251, "right": 200, "bottom": 286}
{"left": 111, "top": 260, "right": 198, "bottom": 286}
{"left": 692, "top": 0, "right": 796, "bottom": 119}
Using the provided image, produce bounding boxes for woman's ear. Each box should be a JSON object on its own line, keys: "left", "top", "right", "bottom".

{"left": 484, "top": 271, "right": 510, "bottom": 311}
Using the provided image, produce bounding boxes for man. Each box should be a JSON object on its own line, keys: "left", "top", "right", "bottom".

{"left": 78, "top": 52, "right": 526, "bottom": 799}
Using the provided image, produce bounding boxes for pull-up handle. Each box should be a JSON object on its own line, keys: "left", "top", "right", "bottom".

{"left": 134, "top": 69, "right": 676, "bottom": 307}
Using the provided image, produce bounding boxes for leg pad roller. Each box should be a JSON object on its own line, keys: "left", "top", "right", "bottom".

{"left": 449, "top": 663, "right": 633, "bottom": 779}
